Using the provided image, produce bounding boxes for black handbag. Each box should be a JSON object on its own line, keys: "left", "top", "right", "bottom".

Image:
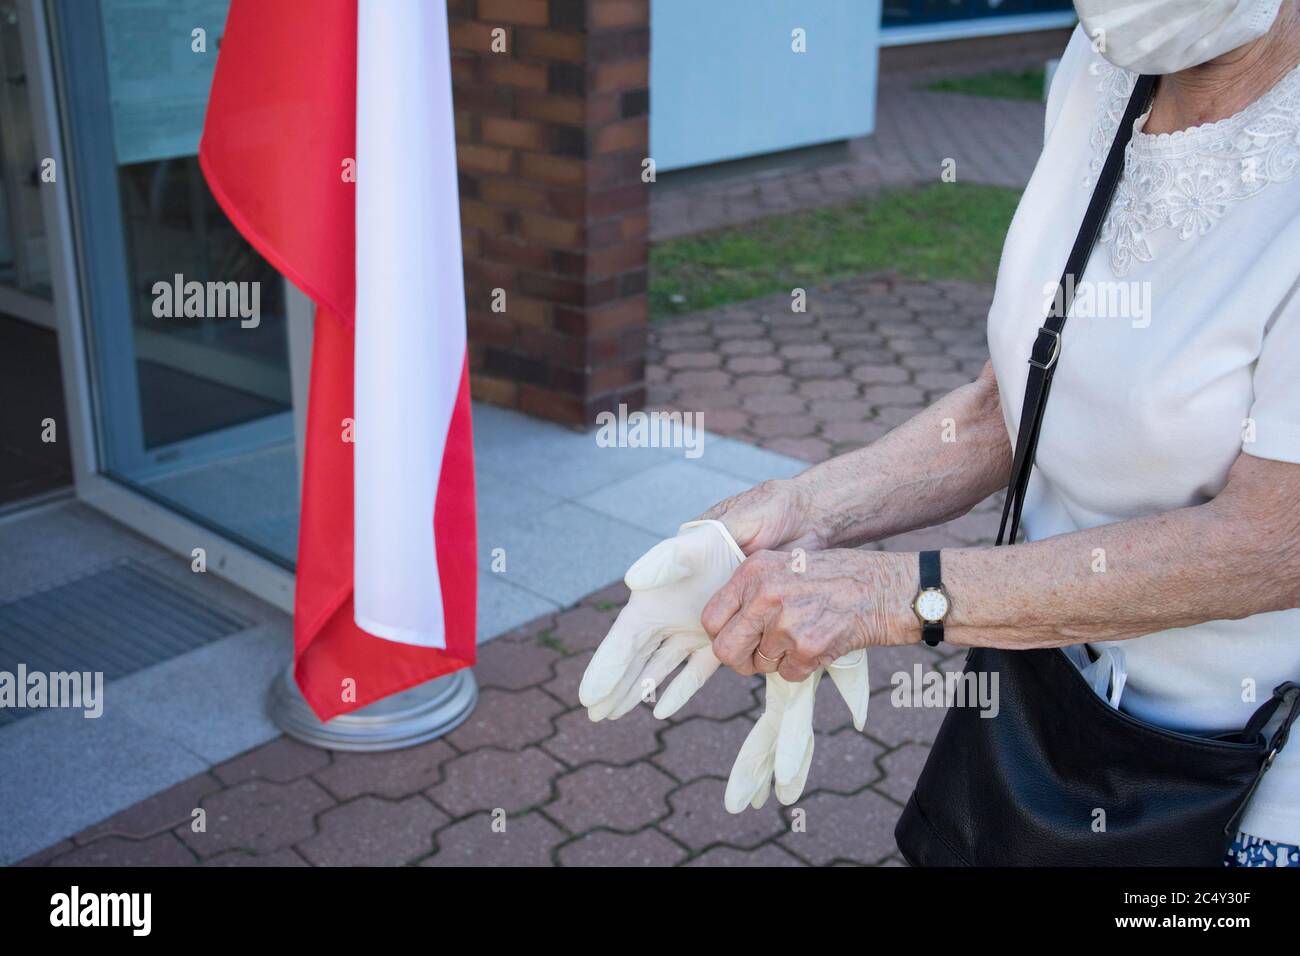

{"left": 894, "top": 75, "right": 1300, "bottom": 867}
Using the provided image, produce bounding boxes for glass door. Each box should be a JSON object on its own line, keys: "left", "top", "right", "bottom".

{"left": 49, "top": 0, "right": 298, "bottom": 565}
{"left": 0, "top": 0, "right": 70, "bottom": 508}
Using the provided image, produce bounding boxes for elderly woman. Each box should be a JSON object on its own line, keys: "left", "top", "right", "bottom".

{"left": 697, "top": 0, "right": 1300, "bottom": 867}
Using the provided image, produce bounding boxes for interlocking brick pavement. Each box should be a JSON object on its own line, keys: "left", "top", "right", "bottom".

{"left": 298, "top": 797, "right": 447, "bottom": 867}
{"left": 648, "top": 274, "right": 996, "bottom": 470}
{"left": 20, "top": 596, "right": 971, "bottom": 866}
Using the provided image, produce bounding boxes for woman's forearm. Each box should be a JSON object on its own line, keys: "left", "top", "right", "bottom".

{"left": 701, "top": 455, "right": 1299, "bottom": 680}
{"left": 796, "top": 361, "right": 1012, "bottom": 549}
{"left": 908, "top": 454, "right": 1300, "bottom": 648}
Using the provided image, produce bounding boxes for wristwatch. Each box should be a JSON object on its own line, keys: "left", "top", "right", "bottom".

{"left": 912, "top": 550, "right": 951, "bottom": 647}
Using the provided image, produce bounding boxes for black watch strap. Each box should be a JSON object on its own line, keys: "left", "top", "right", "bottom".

{"left": 919, "top": 549, "right": 944, "bottom": 647}
{"left": 919, "top": 549, "right": 941, "bottom": 589}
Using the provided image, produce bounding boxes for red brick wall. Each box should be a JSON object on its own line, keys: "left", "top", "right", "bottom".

{"left": 449, "top": 0, "right": 650, "bottom": 426}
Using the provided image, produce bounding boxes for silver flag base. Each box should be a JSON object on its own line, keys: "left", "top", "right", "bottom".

{"left": 268, "top": 665, "right": 478, "bottom": 752}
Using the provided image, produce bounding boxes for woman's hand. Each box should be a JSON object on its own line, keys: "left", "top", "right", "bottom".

{"left": 698, "top": 479, "right": 824, "bottom": 556}
{"left": 700, "top": 548, "right": 919, "bottom": 682}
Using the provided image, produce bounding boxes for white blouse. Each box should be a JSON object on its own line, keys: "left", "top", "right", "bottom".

{"left": 986, "top": 27, "right": 1300, "bottom": 845}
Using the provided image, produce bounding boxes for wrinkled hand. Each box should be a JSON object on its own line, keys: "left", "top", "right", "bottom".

{"left": 698, "top": 479, "right": 822, "bottom": 556}
{"left": 725, "top": 649, "right": 871, "bottom": 813}
{"left": 702, "top": 548, "right": 916, "bottom": 682}
{"left": 579, "top": 521, "right": 744, "bottom": 721}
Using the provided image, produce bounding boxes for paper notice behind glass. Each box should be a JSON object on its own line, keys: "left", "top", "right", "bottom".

{"left": 100, "top": 0, "right": 230, "bottom": 165}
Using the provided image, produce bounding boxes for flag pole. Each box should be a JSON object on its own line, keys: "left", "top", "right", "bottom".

{"left": 267, "top": 665, "right": 477, "bottom": 752}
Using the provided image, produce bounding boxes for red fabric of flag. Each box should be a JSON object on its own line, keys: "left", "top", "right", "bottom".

{"left": 200, "top": 0, "right": 476, "bottom": 722}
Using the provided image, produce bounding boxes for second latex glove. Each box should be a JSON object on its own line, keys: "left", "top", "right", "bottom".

{"left": 724, "top": 649, "right": 870, "bottom": 813}
{"left": 579, "top": 520, "right": 744, "bottom": 721}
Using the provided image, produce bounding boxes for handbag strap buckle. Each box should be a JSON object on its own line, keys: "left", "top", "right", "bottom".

{"left": 1028, "top": 326, "right": 1062, "bottom": 371}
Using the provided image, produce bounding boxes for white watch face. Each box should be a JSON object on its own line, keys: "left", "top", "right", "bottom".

{"left": 915, "top": 588, "right": 949, "bottom": 623}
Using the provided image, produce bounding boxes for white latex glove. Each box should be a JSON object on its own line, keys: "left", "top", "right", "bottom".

{"left": 725, "top": 649, "right": 870, "bottom": 813}
{"left": 579, "top": 520, "right": 744, "bottom": 722}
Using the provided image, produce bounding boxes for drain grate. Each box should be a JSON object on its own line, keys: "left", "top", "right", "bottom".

{"left": 0, "top": 560, "right": 251, "bottom": 724}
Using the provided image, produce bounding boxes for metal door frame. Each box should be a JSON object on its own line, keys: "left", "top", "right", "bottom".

{"left": 22, "top": 0, "right": 303, "bottom": 612}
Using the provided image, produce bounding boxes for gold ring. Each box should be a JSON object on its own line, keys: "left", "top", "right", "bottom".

{"left": 755, "top": 648, "right": 782, "bottom": 666}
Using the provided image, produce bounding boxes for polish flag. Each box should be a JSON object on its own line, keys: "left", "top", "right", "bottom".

{"left": 199, "top": 0, "right": 476, "bottom": 720}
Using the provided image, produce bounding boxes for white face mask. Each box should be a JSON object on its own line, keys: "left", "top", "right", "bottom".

{"left": 1073, "top": 0, "right": 1284, "bottom": 74}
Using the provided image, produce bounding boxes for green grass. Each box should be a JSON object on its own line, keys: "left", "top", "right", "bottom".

{"left": 536, "top": 631, "right": 567, "bottom": 653}
{"left": 650, "top": 183, "right": 1021, "bottom": 320}
{"left": 927, "top": 66, "right": 1046, "bottom": 101}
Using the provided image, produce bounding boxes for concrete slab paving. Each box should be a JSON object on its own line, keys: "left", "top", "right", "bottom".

{"left": 0, "top": 501, "right": 164, "bottom": 604}
{"left": 109, "top": 625, "right": 288, "bottom": 764}
{"left": 476, "top": 501, "right": 662, "bottom": 609}
{"left": 689, "top": 434, "right": 810, "bottom": 485}
{"left": 476, "top": 573, "right": 561, "bottom": 642}
{"left": 0, "top": 703, "right": 210, "bottom": 864}
{"left": 577, "top": 459, "right": 753, "bottom": 540}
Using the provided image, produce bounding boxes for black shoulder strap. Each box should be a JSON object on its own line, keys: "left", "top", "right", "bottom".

{"left": 1227, "top": 682, "right": 1300, "bottom": 835}
{"left": 996, "top": 74, "right": 1158, "bottom": 547}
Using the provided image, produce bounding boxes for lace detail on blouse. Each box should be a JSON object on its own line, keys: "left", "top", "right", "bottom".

{"left": 1086, "top": 60, "right": 1300, "bottom": 277}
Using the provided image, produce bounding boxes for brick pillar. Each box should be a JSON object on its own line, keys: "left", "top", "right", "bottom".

{"left": 449, "top": 0, "right": 650, "bottom": 427}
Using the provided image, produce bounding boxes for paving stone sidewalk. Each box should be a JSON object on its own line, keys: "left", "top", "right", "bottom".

{"left": 23, "top": 584, "right": 966, "bottom": 868}
{"left": 647, "top": 273, "right": 995, "bottom": 471}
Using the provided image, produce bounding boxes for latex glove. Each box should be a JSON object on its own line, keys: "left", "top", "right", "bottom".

{"left": 579, "top": 520, "right": 744, "bottom": 722}
{"left": 825, "top": 648, "right": 871, "bottom": 733}
{"left": 725, "top": 649, "right": 869, "bottom": 813}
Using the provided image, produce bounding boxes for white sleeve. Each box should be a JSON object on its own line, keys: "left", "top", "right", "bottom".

{"left": 1045, "top": 25, "right": 1092, "bottom": 145}
{"left": 1247, "top": 279, "right": 1300, "bottom": 464}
